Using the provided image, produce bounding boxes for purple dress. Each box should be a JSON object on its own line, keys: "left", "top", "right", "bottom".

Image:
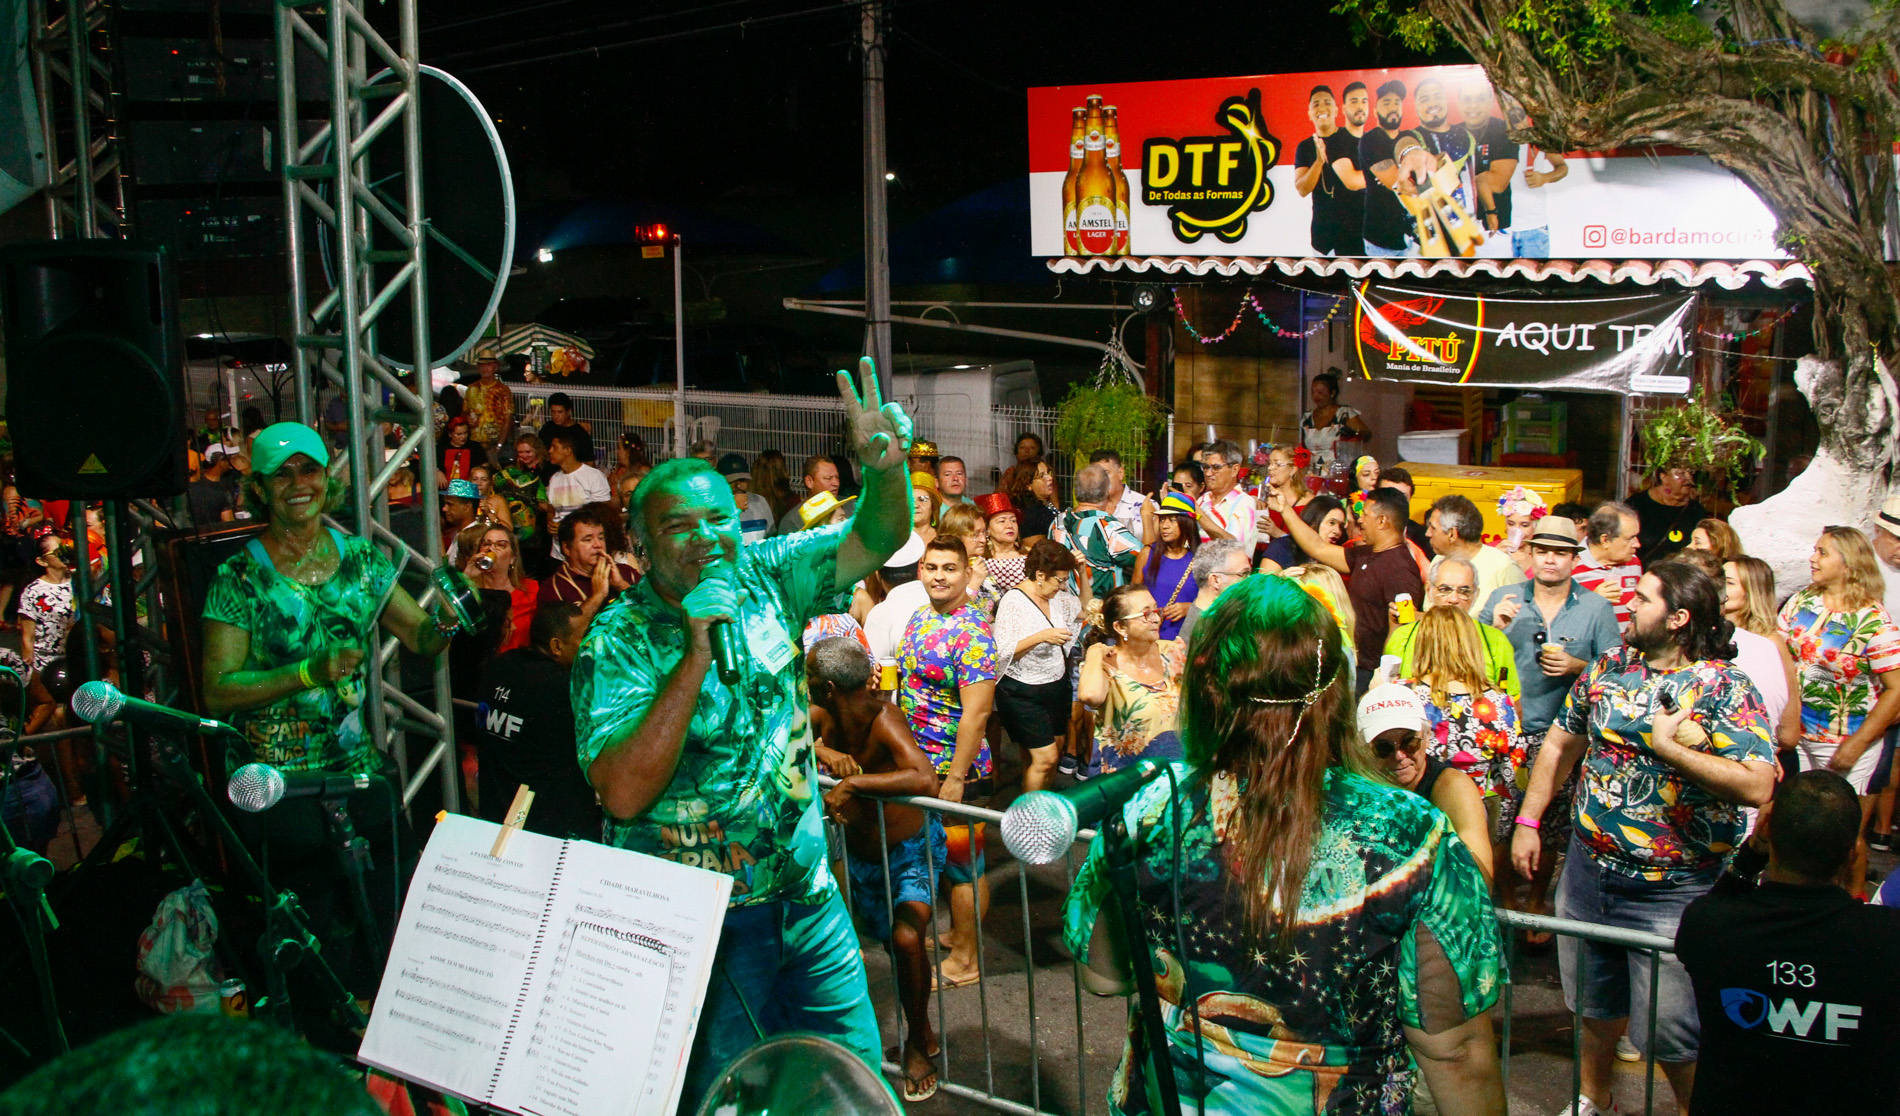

{"left": 1149, "top": 550, "right": 1197, "bottom": 641}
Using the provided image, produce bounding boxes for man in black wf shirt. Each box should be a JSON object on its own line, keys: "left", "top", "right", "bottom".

{"left": 1677, "top": 770, "right": 1900, "bottom": 1115}
{"left": 1293, "top": 85, "right": 1363, "bottom": 256}
{"left": 476, "top": 600, "right": 602, "bottom": 841}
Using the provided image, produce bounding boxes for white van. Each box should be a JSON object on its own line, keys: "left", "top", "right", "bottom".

{"left": 888, "top": 357, "right": 1043, "bottom": 488}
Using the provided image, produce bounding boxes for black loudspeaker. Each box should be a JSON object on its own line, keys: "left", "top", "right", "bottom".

{"left": 0, "top": 240, "right": 188, "bottom": 500}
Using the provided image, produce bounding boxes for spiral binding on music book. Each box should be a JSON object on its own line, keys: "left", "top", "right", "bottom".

{"left": 486, "top": 843, "right": 570, "bottom": 1100}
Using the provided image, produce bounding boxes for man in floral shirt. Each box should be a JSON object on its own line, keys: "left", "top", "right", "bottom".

{"left": 462, "top": 350, "right": 514, "bottom": 466}
{"left": 1052, "top": 463, "right": 1143, "bottom": 598}
{"left": 897, "top": 536, "right": 997, "bottom": 989}
{"left": 1511, "top": 561, "right": 1774, "bottom": 1116}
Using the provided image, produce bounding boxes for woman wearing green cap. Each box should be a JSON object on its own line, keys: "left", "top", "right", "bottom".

{"left": 198, "top": 422, "right": 461, "bottom": 993}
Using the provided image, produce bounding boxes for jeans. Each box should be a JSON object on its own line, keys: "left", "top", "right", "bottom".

{"left": 1556, "top": 838, "right": 1713, "bottom": 1062}
{"left": 1362, "top": 238, "right": 1410, "bottom": 258}
{"left": 680, "top": 888, "right": 881, "bottom": 1111}
{"left": 1512, "top": 227, "right": 1550, "bottom": 258}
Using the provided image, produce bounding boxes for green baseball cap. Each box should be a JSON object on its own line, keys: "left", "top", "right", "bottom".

{"left": 250, "top": 422, "right": 331, "bottom": 477}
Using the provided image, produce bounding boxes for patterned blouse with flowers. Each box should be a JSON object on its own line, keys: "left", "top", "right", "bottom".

{"left": 1778, "top": 588, "right": 1900, "bottom": 750}
{"left": 1092, "top": 640, "right": 1186, "bottom": 774}
{"left": 1403, "top": 681, "right": 1526, "bottom": 802}
{"left": 897, "top": 604, "right": 1000, "bottom": 776}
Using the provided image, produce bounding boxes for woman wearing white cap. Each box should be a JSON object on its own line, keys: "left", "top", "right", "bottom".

{"left": 1355, "top": 683, "right": 1494, "bottom": 883}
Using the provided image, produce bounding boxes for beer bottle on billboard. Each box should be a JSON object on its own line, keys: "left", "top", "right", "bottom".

{"left": 1062, "top": 108, "right": 1084, "bottom": 256}
{"left": 1075, "top": 98, "right": 1116, "bottom": 256}
{"left": 1104, "top": 106, "right": 1130, "bottom": 256}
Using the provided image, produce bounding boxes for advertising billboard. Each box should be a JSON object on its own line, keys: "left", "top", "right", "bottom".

{"left": 1028, "top": 65, "right": 1785, "bottom": 261}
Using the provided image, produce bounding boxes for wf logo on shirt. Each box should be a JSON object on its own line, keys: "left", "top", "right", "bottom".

{"left": 1721, "top": 988, "right": 1862, "bottom": 1043}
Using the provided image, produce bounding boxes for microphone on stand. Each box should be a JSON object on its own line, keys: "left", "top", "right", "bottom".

{"left": 1001, "top": 759, "right": 1170, "bottom": 865}
{"left": 70, "top": 681, "right": 242, "bottom": 738}
{"left": 227, "top": 762, "right": 375, "bottom": 813}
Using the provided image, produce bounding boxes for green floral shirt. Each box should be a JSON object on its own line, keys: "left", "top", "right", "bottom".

{"left": 202, "top": 530, "right": 397, "bottom": 774}
{"left": 492, "top": 464, "right": 547, "bottom": 542}
{"left": 1061, "top": 766, "right": 1501, "bottom": 1116}
{"left": 572, "top": 523, "right": 847, "bottom": 907}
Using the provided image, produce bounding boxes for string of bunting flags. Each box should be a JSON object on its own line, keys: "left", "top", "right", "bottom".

{"left": 1172, "top": 288, "right": 1347, "bottom": 345}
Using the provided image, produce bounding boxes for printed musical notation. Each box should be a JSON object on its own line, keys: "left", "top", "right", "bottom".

{"left": 357, "top": 814, "right": 731, "bottom": 1116}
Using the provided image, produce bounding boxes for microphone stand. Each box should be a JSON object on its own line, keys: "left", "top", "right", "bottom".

{"left": 147, "top": 742, "right": 366, "bottom": 1032}
{"left": 321, "top": 791, "right": 387, "bottom": 974}
{"left": 0, "top": 756, "right": 65, "bottom": 1058}
{"left": 1104, "top": 814, "right": 1181, "bottom": 1115}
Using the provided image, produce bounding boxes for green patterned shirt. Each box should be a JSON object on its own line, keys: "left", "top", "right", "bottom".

{"left": 1061, "top": 765, "right": 1502, "bottom": 1116}
{"left": 202, "top": 530, "right": 397, "bottom": 775}
{"left": 572, "top": 523, "right": 848, "bottom": 907}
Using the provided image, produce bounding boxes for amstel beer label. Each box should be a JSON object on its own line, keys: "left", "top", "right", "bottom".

{"left": 1077, "top": 196, "right": 1116, "bottom": 255}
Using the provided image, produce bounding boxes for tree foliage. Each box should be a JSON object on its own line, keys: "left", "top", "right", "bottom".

{"left": 1335, "top": 0, "right": 1900, "bottom": 479}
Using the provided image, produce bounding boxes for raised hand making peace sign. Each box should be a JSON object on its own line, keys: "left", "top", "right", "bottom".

{"left": 837, "top": 356, "right": 914, "bottom": 474}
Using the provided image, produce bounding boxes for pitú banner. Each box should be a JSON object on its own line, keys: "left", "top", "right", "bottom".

{"left": 1350, "top": 284, "right": 1697, "bottom": 394}
{"left": 1028, "top": 65, "right": 1785, "bottom": 261}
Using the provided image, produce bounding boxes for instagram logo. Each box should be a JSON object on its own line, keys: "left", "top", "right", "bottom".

{"left": 1582, "top": 225, "right": 1608, "bottom": 249}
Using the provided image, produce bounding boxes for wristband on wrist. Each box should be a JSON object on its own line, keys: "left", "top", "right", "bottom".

{"left": 1514, "top": 816, "right": 1541, "bottom": 830}
{"left": 296, "top": 659, "right": 316, "bottom": 690}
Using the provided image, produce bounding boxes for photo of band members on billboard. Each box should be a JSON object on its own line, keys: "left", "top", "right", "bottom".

{"left": 1293, "top": 76, "right": 1566, "bottom": 259}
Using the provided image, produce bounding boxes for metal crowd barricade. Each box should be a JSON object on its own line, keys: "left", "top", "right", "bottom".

{"left": 823, "top": 783, "right": 1686, "bottom": 1116}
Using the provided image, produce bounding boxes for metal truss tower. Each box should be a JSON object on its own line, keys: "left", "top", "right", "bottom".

{"left": 27, "top": 0, "right": 129, "bottom": 239}
{"left": 275, "top": 0, "right": 456, "bottom": 811}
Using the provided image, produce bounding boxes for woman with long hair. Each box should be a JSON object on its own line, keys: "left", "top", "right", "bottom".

{"left": 1135, "top": 494, "right": 1199, "bottom": 641}
{"left": 1707, "top": 552, "right": 1801, "bottom": 766}
{"left": 750, "top": 449, "right": 795, "bottom": 521}
{"left": 1259, "top": 444, "right": 1313, "bottom": 538}
{"left": 1002, "top": 459, "right": 1058, "bottom": 543}
{"left": 466, "top": 463, "right": 515, "bottom": 531}
{"left": 977, "top": 492, "right": 1028, "bottom": 594}
{"left": 1064, "top": 575, "right": 1503, "bottom": 1116}
{"left": 1687, "top": 517, "right": 1743, "bottom": 561}
{"left": 1277, "top": 563, "right": 1356, "bottom": 648}
{"left": 1258, "top": 495, "right": 1346, "bottom": 575}
{"left": 1404, "top": 605, "right": 1526, "bottom": 877}
{"left": 606, "top": 431, "right": 650, "bottom": 501}
{"left": 459, "top": 522, "right": 537, "bottom": 654}
{"left": 1078, "top": 584, "right": 1185, "bottom": 775}
{"left": 991, "top": 540, "right": 1086, "bottom": 791}
{"left": 1778, "top": 527, "right": 1900, "bottom": 893}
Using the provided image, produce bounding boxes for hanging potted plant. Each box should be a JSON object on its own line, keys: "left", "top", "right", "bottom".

{"left": 1053, "top": 340, "right": 1167, "bottom": 474}
{"left": 1638, "top": 393, "right": 1766, "bottom": 499}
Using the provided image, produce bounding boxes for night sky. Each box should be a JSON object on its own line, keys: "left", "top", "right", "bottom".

{"left": 420, "top": 0, "right": 1460, "bottom": 259}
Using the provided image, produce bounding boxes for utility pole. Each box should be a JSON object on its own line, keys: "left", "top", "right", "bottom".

{"left": 859, "top": 0, "right": 892, "bottom": 398}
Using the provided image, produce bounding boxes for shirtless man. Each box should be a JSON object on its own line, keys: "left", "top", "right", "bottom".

{"left": 807, "top": 636, "right": 943, "bottom": 1102}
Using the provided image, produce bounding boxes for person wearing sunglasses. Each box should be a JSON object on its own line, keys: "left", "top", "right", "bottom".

{"left": 1078, "top": 584, "right": 1185, "bottom": 777}
{"left": 1357, "top": 683, "right": 1494, "bottom": 882}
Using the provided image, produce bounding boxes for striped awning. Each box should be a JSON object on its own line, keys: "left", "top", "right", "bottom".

{"left": 1046, "top": 255, "right": 1811, "bottom": 290}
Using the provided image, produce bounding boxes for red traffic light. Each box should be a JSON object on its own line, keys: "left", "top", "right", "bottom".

{"left": 635, "top": 223, "right": 675, "bottom": 245}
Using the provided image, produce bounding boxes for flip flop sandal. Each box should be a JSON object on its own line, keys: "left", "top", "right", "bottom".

{"left": 931, "top": 965, "right": 980, "bottom": 991}
{"left": 902, "top": 1069, "right": 939, "bottom": 1103}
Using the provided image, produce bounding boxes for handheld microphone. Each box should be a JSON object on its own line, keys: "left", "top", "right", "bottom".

{"left": 70, "top": 681, "right": 242, "bottom": 738}
{"left": 227, "top": 762, "right": 375, "bottom": 813}
{"left": 1001, "top": 759, "right": 1169, "bottom": 865}
{"left": 702, "top": 558, "right": 744, "bottom": 686}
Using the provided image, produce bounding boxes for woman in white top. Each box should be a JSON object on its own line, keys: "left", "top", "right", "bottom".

{"left": 1299, "top": 370, "right": 1369, "bottom": 472}
{"left": 1710, "top": 554, "right": 1800, "bottom": 748}
{"left": 991, "top": 540, "right": 1088, "bottom": 791}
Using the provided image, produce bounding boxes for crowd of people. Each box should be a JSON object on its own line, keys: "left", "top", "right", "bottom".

{"left": 13, "top": 351, "right": 1900, "bottom": 1115}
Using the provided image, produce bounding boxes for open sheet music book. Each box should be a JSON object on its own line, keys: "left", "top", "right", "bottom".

{"left": 358, "top": 813, "right": 733, "bottom": 1116}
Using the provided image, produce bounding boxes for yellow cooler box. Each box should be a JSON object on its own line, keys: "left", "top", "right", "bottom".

{"left": 1396, "top": 462, "right": 1582, "bottom": 539}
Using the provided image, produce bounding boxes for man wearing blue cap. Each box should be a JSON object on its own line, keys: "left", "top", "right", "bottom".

{"left": 199, "top": 422, "right": 467, "bottom": 1007}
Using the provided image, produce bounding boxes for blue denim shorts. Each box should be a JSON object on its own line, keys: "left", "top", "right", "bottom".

{"left": 1556, "top": 839, "right": 1714, "bottom": 1062}
{"left": 845, "top": 813, "right": 947, "bottom": 941}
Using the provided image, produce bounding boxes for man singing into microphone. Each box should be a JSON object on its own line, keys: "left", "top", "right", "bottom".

{"left": 573, "top": 359, "right": 913, "bottom": 1104}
